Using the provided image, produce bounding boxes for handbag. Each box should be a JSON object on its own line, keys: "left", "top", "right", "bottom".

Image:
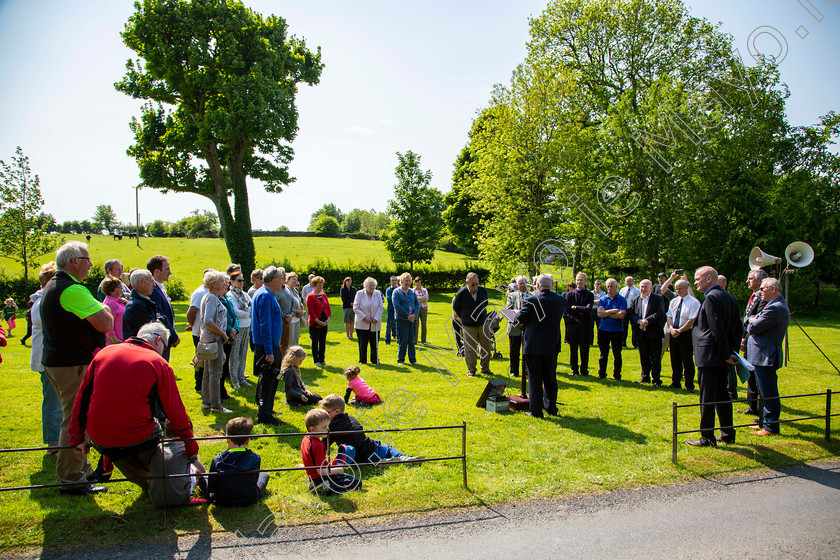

{"left": 196, "top": 341, "right": 218, "bottom": 361}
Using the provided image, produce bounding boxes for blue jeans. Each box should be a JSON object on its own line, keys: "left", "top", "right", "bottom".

{"left": 385, "top": 310, "right": 397, "bottom": 344}
{"left": 40, "top": 370, "right": 62, "bottom": 445}
{"left": 754, "top": 365, "right": 781, "bottom": 433}
{"left": 396, "top": 319, "right": 415, "bottom": 363}
{"left": 369, "top": 441, "right": 404, "bottom": 462}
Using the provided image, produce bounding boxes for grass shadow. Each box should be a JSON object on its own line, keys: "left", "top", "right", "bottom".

{"left": 546, "top": 415, "right": 648, "bottom": 443}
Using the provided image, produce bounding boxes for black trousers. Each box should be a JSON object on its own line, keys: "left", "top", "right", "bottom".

{"left": 356, "top": 328, "right": 379, "bottom": 364}
{"left": 453, "top": 320, "right": 463, "bottom": 353}
{"left": 566, "top": 322, "right": 591, "bottom": 375}
{"left": 309, "top": 325, "right": 327, "bottom": 363}
{"left": 669, "top": 331, "right": 695, "bottom": 390}
{"left": 193, "top": 335, "right": 204, "bottom": 391}
{"left": 253, "top": 344, "right": 281, "bottom": 420}
{"left": 698, "top": 364, "right": 735, "bottom": 441}
{"left": 744, "top": 369, "right": 761, "bottom": 414}
{"left": 508, "top": 334, "right": 522, "bottom": 375}
{"left": 637, "top": 335, "right": 662, "bottom": 382}
{"left": 525, "top": 353, "right": 558, "bottom": 418}
{"left": 597, "top": 330, "right": 623, "bottom": 378}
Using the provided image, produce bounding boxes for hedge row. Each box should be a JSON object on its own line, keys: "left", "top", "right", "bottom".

{"left": 260, "top": 258, "right": 490, "bottom": 293}
{"left": 0, "top": 262, "right": 486, "bottom": 309}
{"left": 0, "top": 269, "right": 188, "bottom": 310}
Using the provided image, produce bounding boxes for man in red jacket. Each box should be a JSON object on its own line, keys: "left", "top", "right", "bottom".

{"left": 69, "top": 322, "right": 199, "bottom": 488}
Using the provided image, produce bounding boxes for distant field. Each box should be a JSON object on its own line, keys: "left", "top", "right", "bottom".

{"left": 0, "top": 234, "right": 479, "bottom": 292}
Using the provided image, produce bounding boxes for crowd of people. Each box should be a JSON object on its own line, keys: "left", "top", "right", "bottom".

{"left": 19, "top": 239, "right": 790, "bottom": 504}
{"left": 498, "top": 267, "right": 790, "bottom": 446}
{"left": 22, "top": 241, "right": 429, "bottom": 502}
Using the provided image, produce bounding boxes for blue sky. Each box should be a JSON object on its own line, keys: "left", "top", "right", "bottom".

{"left": 0, "top": 0, "right": 836, "bottom": 231}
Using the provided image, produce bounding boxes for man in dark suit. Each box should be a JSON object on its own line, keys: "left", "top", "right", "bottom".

{"left": 147, "top": 255, "right": 180, "bottom": 361}
{"left": 514, "top": 275, "right": 566, "bottom": 418}
{"left": 738, "top": 269, "right": 769, "bottom": 416}
{"left": 687, "top": 266, "right": 741, "bottom": 447}
{"left": 627, "top": 279, "right": 666, "bottom": 387}
{"left": 746, "top": 278, "right": 790, "bottom": 436}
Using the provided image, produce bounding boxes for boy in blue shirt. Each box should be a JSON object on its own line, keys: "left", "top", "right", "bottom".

{"left": 208, "top": 417, "right": 269, "bottom": 506}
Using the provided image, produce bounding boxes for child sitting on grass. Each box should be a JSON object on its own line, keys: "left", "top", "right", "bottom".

{"left": 301, "top": 408, "right": 362, "bottom": 494}
{"left": 208, "top": 417, "right": 270, "bottom": 506}
{"left": 149, "top": 419, "right": 208, "bottom": 507}
{"left": 342, "top": 365, "right": 382, "bottom": 405}
{"left": 320, "top": 394, "right": 419, "bottom": 465}
{"left": 283, "top": 346, "right": 322, "bottom": 406}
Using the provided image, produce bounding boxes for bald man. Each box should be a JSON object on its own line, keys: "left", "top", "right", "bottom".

{"left": 686, "top": 266, "right": 741, "bottom": 447}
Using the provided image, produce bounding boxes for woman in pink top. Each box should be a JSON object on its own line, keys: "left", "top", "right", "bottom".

{"left": 413, "top": 276, "right": 429, "bottom": 344}
{"left": 343, "top": 365, "right": 382, "bottom": 405}
{"left": 102, "top": 277, "right": 126, "bottom": 344}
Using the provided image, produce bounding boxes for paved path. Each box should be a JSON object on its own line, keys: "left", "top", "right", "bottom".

{"left": 31, "top": 461, "right": 840, "bottom": 559}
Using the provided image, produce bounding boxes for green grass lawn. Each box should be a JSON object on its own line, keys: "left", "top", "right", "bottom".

{"left": 0, "top": 234, "right": 478, "bottom": 290}
{"left": 1, "top": 290, "right": 839, "bottom": 555}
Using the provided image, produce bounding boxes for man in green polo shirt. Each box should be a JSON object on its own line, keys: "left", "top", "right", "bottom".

{"left": 41, "top": 241, "right": 114, "bottom": 496}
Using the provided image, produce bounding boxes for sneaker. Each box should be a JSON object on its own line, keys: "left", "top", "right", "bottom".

{"left": 211, "top": 407, "right": 233, "bottom": 413}
{"left": 200, "top": 404, "right": 211, "bottom": 410}
{"left": 188, "top": 496, "right": 210, "bottom": 506}
{"left": 240, "top": 379, "right": 253, "bottom": 387}
{"left": 231, "top": 382, "right": 240, "bottom": 390}
{"left": 402, "top": 455, "right": 424, "bottom": 463}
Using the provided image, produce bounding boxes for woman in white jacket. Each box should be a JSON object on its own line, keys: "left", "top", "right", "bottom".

{"left": 352, "top": 277, "right": 384, "bottom": 365}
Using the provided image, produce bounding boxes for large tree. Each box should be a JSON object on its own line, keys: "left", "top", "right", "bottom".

{"left": 0, "top": 147, "right": 61, "bottom": 279}
{"left": 116, "top": 0, "right": 323, "bottom": 278}
{"left": 92, "top": 204, "right": 118, "bottom": 234}
{"left": 382, "top": 151, "right": 444, "bottom": 274}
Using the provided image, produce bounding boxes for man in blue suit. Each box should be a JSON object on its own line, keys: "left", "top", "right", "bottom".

{"left": 746, "top": 278, "right": 790, "bottom": 436}
{"left": 687, "top": 266, "right": 741, "bottom": 447}
{"left": 147, "top": 255, "right": 180, "bottom": 361}
{"left": 514, "top": 274, "right": 566, "bottom": 418}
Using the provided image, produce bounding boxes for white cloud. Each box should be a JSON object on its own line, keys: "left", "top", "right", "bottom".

{"left": 344, "top": 125, "right": 374, "bottom": 135}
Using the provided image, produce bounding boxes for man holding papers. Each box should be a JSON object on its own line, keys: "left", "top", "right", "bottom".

{"left": 746, "top": 278, "right": 790, "bottom": 436}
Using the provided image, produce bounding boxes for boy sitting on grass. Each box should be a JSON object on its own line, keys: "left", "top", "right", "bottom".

{"left": 208, "top": 417, "right": 269, "bottom": 506}
{"left": 319, "top": 394, "right": 419, "bottom": 465}
{"left": 302, "top": 409, "right": 362, "bottom": 494}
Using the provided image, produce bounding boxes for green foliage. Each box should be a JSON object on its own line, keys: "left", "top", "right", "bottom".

{"left": 459, "top": 0, "right": 840, "bottom": 288}
{"left": 91, "top": 204, "right": 118, "bottom": 234}
{"left": 176, "top": 210, "right": 219, "bottom": 238}
{"left": 116, "top": 0, "right": 324, "bottom": 281}
{"left": 147, "top": 219, "right": 168, "bottom": 237}
{"left": 276, "top": 225, "right": 290, "bottom": 232}
{"left": 311, "top": 215, "right": 342, "bottom": 237}
{"left": 382, "top": 151, "right": 445, "bottom": 273}
{"left": 308, "top": 203, "right": 344, "bottom": 231}
{"left": 0, "top": 147, "right": 62, "bottom": 279}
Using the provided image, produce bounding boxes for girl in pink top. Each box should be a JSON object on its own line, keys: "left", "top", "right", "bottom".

{"left": 102, "top": 277, "right": 126, "bottom": 344}
{"left": 342, "top": 365, "right": 382, "bottom": 405}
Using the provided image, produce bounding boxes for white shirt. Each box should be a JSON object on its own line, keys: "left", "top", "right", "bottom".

{"left": 666, "top": 294, "right": 700, "bottom": 329}
{"left": 639, "top": 295, "right": 649, "bottom": 319}
{"left": 189, "top": 285, "right": 208, "bottom": 337}
{"left": 619, "top": 285, "right": 641, "bottom": 306}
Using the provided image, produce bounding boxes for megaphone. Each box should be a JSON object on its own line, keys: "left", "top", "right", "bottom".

{"left": 785, "top": 241, "right": 814, "bottom": 268}
{"left": 749, "top": 246, "right": 782, "bottom": 270}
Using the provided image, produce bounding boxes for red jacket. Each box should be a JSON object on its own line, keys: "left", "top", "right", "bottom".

{"left": 306, "top": 291, "right": 332, "bottom": 327}
{"left": 69, "top": 338, "right": 198, "bottom": 457}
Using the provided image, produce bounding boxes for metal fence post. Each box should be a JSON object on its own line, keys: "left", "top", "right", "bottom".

{"left": 461, "top": 421, "right": 467, "bottom": 489}
{"left": 672, "top": 402, "right": 678, "bottom": 465}
{"left": 826, "top": 389, "right": 832, "bottom": 441}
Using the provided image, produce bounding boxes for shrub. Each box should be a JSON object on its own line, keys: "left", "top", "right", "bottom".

{"left": 311, "top": 215, "right": 342, "bottom": 237}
